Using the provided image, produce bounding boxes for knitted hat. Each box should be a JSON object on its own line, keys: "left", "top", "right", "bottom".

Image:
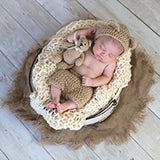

{"left": 95, "top": 20, "right": 137, "bottom": 52}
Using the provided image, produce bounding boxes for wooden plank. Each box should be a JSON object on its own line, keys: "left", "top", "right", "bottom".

{"left": 36, "top": 0, "right": 90, "bottom": 24}
{"left": 91, "top": 139, "right": 152, "bottom": 160}
{"left": 119, "top": 0, "right": 160, "bottom": 36}
{"left": 0, "top": 0, "right": 60, "bottom": 69}
{"left": 0, "top": 0, "right": 60, "bottom": 43}
{"left": 0, "top": 149, "right": 8, "bottom": 160}
{"left": 0, "top": 69, "right": 12, "bottom": 106}
{"left": 0, "top": 51, "right": 16, "bottom": 105}
{"left": 0, "top": 5, "right": 36, "bottom": 68}
{"left": 77, "top": 0, "right": 160, "bottom": 75}
{"left": 131, "top": 109, "right": 160, "bottom": 160}
{"left": 44, "top": 144, "right": 101, "bottom": 160}
{"left": 0, "top": 108, "right": 55, "bottom": 160}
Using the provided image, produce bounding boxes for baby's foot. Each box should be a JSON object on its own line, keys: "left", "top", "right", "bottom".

{"left": 47, "top": 102, "right": 57, "bottom": 109}
{"left": 56, "top": 103, "right": 68, "bottom": 113}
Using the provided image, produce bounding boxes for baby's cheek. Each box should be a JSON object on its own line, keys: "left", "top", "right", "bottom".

{"left": 93, "top": 45, "right": 99, "bottom": 54}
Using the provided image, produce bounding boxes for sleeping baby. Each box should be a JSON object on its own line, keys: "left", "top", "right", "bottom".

{"left": 47, "top": 20, "right": 137, "bottom": 113}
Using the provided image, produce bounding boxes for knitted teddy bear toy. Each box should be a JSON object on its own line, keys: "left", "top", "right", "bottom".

{"left": 57, "top": 34, "right": 92, "bottom": 70}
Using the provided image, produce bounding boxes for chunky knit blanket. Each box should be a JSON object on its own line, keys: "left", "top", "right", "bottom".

{"left": 30, "top": 19, "right": 132, "bottom": 130}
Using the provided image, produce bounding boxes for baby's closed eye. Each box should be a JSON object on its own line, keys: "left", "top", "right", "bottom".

{"left": 108, "top": 53, "right": 114, "bottom": 58}
{"left": 100, "top": 45, "right": 106, "bottom": 51}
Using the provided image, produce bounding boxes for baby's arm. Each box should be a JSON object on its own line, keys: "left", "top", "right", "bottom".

{"left": 82, "top": 62, "right": 116, "bottom": 87}
{"left": 67, "top": 28, "right": 96, "bottom": 43}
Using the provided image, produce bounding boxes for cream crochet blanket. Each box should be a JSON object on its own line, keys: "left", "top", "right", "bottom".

{"left": 30, "top": 19, "right": 132, "bottom": 130}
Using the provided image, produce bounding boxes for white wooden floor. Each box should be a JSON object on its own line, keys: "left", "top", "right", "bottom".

{"left": 0, "top": 0, "right": 160, "bottom": 159}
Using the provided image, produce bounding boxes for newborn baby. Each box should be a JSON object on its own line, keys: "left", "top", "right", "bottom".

{"left": 47, "top": 20, "right": 133, "bottom": 113}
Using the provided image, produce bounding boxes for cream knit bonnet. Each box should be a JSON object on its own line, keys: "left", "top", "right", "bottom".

{"left": 95, "top": 20, "right": 137, "bottom": 52}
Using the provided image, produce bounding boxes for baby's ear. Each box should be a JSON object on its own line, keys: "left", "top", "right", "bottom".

{"left": 129, "top": 36, "right": 137, "bottom": 50}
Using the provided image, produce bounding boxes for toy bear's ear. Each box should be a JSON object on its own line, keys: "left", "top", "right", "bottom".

{"left": 129, "top": 36, "right": 137, "bottom": 50}
{"left": 107, "top": 20, "right": 120, "bottom": 32}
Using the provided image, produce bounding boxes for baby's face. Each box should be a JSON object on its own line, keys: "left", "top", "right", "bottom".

{"left": 92, "top": 36, "right": 123, "bottom": 63}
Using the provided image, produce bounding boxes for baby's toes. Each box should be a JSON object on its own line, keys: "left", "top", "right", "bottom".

{"left": 56, "top": 103, "right": 65, "bottom": 113}
{"left": 47, "top": 102, "right": 56, "bottom": 108}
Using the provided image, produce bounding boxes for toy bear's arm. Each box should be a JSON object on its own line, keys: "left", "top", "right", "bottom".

{"left": 51, "top": 53, "right": 63, "bottom": 64}
{"left": 57, "top": 61, "right": 73, "bottom": 70}
{"left": 75, "top": 53, "right": 85, "bottom": 66}
{"left": 60, "top": 41, "right": 75, "bottom": 49}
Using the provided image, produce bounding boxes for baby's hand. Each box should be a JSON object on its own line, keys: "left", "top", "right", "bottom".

{"left": 86, "top": 28, "right": 96, "bottom": 37}
{"left": 82, "top": 76, "right": 93, "bottom": 86}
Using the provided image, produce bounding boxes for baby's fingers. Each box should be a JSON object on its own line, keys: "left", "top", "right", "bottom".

{"left": 88, "top": 28, "right": 96, "bottom": 33}
{"left": 87, "top": 28, "right": 96, "bottom": 36}
{"left": 82, "top": 76, "right": 86, "bottom": 84}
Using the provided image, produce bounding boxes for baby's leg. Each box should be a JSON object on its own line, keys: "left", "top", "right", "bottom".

{"left": 47, "top": 85, "right": 61, "bottom": 108}
{"left": 56, "top": 100, "right": 78, "bottom": 113}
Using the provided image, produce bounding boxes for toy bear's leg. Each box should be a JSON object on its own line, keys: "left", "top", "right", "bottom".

{"left": 52, "top": 53, "right": 63, "bottom": 63}
{"left": 75, "top": 53, "right": 85, "bottom": 66}
{"left": 57, "top": 61, "right": 73, "bottom": 70}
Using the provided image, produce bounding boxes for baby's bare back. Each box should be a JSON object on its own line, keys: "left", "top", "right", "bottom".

{"left": 73, "top": 50, "right": 113, "bottom": 78}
